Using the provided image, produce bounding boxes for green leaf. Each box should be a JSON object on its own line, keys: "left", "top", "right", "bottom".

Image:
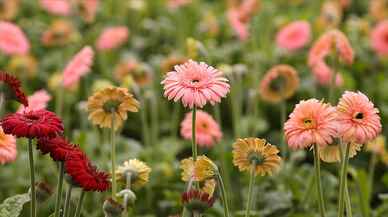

{"left": 0, "top": 193, "right": 30, "bottom": 217}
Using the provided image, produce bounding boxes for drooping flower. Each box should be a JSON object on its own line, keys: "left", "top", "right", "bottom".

{"left": 180, "top": 157, "right": 195, "bottom": 182}
{"left": 39, "top": 0, "right": 71, "bottom": 16}
{"left": 202, "top": 179, "right": 216, "bottom": 197}
{"left": 370, "top": 20, "right": 388, "bottom": 56}
{"left": 1, "top": 109, "right": 64, "bottom": 138}
{"left": 311, "top": 60, "right": 344, "bottom": 87}
{"left": 0, "top": 0, "right": 20, "bottom": 20}
{"left": 41, "top": 19, "right": 77, "bottom": 47}
{"left": 96, "top": 26, "right": 129, "bottom": 51}
{"left": 87, "top": 87, "right": 139, "bottom": 130}
{"left": 180, "top": 110, "right": 222, "bottom": 148}
{"left": 161, "top": 60, "right": 230, "bottom": 108}
{"left": 232, "top": 138, "right": 281, "bottom": 176}
{"left": 336, "top": 91, "right": 382, "bottom": 144}
{"left": 182, "top": 190, "right": 215, "bottom": 214}
{"left": 0, "top": 21, "right": 30, "bottom": 55}
{"left": 62, "top": 46, "right": 94, "bottom": 89}
{"left": 259, "top": 64, "right": 299, "bottom": 103}
{"left": 366, "top": 135, "right": 386, "bottom": 155}
{"left": 18, "top": 89, "right": 51, "bottom": 113}
{"left": 37, "top": 136, "right": 80, "bottom": 162}
{"left": 116, "top": 159, "right": 151, "bottom": 188}
{"left": 319, "top": 142, "right": 362, "bottom": 163}
{"left": 276, "top": 20, "right": 311, "bottom": 52}
{"left": 0, "top": 71, "right": 28, "bottom": 106}
{"left": 284, "top": 99, "right": 338, "bottom": 149}
{"left": 180, "top": 155, "right": 217, "bottom": 182}
{"left": 0, "top": 126, "right": 17, "bottom": 165}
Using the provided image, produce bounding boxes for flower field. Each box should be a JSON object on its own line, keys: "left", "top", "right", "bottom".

{"left": 2, "top": 0, "right": 388, "bottom": 217}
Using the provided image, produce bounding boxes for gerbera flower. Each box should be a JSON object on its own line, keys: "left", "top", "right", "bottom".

{"left": 62, "top": 46, "right": 94, "bottom": 89}
{"left": 275, "top": 20, "right": 311, "bottom": 52}
{"left": 366, "top": 135, "right": 386, "bottom": 155}
{"left": 369, "top": 0, "right": 388, "bottom": 21}
{"left": 1, "top": 109, "right": 64, "bottom": 138}
{"left": 41, "top": 19, "right": 77, "bottom": 47}
{"left": 284, "top": 99, "right": 338, "bottom": 149}
{"left": 180, "top": 157, "right": 195, "bottom": 182}
{"left": 18, "top": 89, "right": 51, "bottom": 113}
{"left": 182, "top": 189, "right": 215, "bottom": 214}
{"left": 180, "top": 155, "right": 217, "bottom": 182}
{"left": 37, "top": 136, "right": 80, "bottom": 162}
{"left": 202, "top": 179, "right": 216, "bottom": 197}
{"left": 316, "top": 1, "right": 342, "bottom": 31}
{"left": 39, "top": 0, "right": 71, "bottom": 16}
{"left": 0, "top": 126, "right": 17, "bottom": 165}
{"left": 113, "top": 59, "right": 138, "bottom": 82}
{"left": 65, "top": 151, "right": 110, "bottom": 191}
{"left": 259, "top": 64, "right": 299, "bottom": 103}
{"left": 161, "top": 56, "right": 188, "bottom": 75}
{"left": 0, "top": 21, "right": 30, "bottom": 56}
{"left": 336, "top": 91, "right": 382, "bottom": 144}
{"left": 227, "top": 0, "right": 260, "bottom": 41}
{"left": 87, "top": 87, "right": 140, "bottom": 130}
{"left": 232, "top": 138, "right": 281, "bottom": 176}
{"left": 319, "top": 142, "right": 362, "bottom": 163}
{"left": 114, "top": 60, "right": 153, "bottom": 88}
{"left": 0, "top": 71, "right": 28, "bottom": 106}
{"left": 76, "top": 0, "right": 99, "bottom": 23}
{"left": 370, "top": 20, "right": 388, "bottom": 56}
{"left": 161, "top": 60, "right": 230, "bottom": 108}
{"left": 116, "top": 159, "right": 151, "bottom": 188}
{"left": 311, "top": 60, "right": 344, "bottom": 87}
{"left": 96, "top": 26, "right": 129, "bottom": 51}
{"left": 0, "top": 0, "right": 20, "bottom": 20}
{"left": 180, "top": 110, "right": 222, "bottom": 148}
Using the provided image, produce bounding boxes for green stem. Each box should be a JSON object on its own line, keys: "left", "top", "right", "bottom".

{"left": 140, "top": 96, "right": 150, "bottom": 147}
{"left": 345, "top": 181, "right": 353, "bottom": 217}
{"left": 313, "top": 144, "right": 326, "bottom": 217}
{"left": 74, "top": 191, "right": 85, "bottom": 217}
{"left": 63, "top": 185, "right": 73, "bottom": 217}
{"left": 301, "top": 173, "right": 315, "bottom": 209}
{"left": 280, "top": 100, "right": 287, "bottom": 159}
{"left": 245, "top": 163, "right": 256, "bottom": 217}
{"left": 54, "top": 162, "right": 65, "bottom": 217}
{"left": 111, "top": 110, "right": 117, "bottom": 199}
{"left": 216, "top": 171, "right": 231, "bottom": 217}
{"left": 338, "top": 143, "right": 351, "bottom": 217}
{"left": 192, "top": 106, "right": 197, "bottom": 161}
{"left": 28, "top": 138, "right": 36, "bottom": 217}
{"left": 171, "top": 104, "right": 181, "bottom": 138}
{"left": 368, "top": 153, "right": 377, "bottom": 203}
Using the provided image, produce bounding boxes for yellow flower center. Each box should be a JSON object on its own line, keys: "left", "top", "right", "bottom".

{"left": 103, "top": 100, "right": 121, "bottom": 112}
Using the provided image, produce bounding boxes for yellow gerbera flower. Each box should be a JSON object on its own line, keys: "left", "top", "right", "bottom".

{"left": 180, "top": 155, "right": 217, "bottom": 182}
{"left": 366, "top": 135, "right": 386, "bottom": 155}
{"left": 232, "top": 138, "right": 281, "bottom": 176}
{"left": 116, "top": 159, "right": 151, "bottom": 188}
{"left": 202, "top": 179, "right": 216, "bottom": 197}
{"left": 180, "top": 157, "right": 195, "bottom": 182}
{"left": 87, "top": 87, "right": 139, "bottom": 130}
{"left": 319, "top": 142, "right": 362, "bottom": 163}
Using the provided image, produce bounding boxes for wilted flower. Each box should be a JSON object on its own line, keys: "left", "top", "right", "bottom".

{"left": 39, "top": 0, "right": 71, "bottom": 16}
{"left": 319, "top": 142, "right": 362, "bottom": 163}
{"left": 18, "top": 89, "right": 51, "bottom": 113}
{"left": 63, "top": 46, "right": 94, "bottom": 89}
{"left": 41, "top": 19, "right": 77, "bottom": 47}
{"left": 0, "top": 71, "right": 28, "bottom": 106}
{"left": 202, "top": 179, "right": 216, "bottom": 197}
{"left": 7, "top": 55, "right": 38, "bottom": 79}
{"left": 96, "top": 26, "right": 129, "bottom": 51}
{"left": 114, "top": 60, "right": 153, "bottom": 88}
{"left": 116, "top": 159, "right": 151, "bottom": 188}
{"left": 182, "top": 190, "right": 215, "bottom": 214}
{"left": 0, "top": 126, "right": 17, "bottom": 165}
{"left": 276, "top": 20, "right": 311, "bottom": 52}
{"left": 180, "top": 155, "right": 217, "bottom": 182}
{"left": 370, "top": 20, "right": 388, "bottom": 56}
{"left": 0, "top": 21, "right": 30, "bottom": 56}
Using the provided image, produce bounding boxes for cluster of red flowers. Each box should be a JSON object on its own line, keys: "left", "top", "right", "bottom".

{"left": 0, "top": 71, "right": 28, "bottom": 106}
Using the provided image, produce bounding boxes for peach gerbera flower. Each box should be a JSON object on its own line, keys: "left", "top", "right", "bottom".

{"left": 311, "top": 61, "right": 344, "bottom": 87}
{"left": 39, "top": 0, "right": 71, "bottom": 16}
{"left": 0, "top": 21, "right": 30, "bottom": 56}
{"left": 96, "top": 26, "right": 129, "bottom": 51}
{"left": 62, "top": 46, "right": 94, "bottom": 88}
{"left": 284, "top": 99, "right": 338, "bottom": 149}
{"left": 370, "top": 20, "right": 388, "bottom": 56}
{"left": 276, "top": 20, "right": 311, "bottom": 52}
{"left": 180, "top": 110, "right": 222, "bottom": 148}
{"left": 161, "top": 60, "right": 230, "bottom": 108}
{"left": 18, "top": 89, "right": 51, "bottom": 113}
{"left": 0, "top": 126, "right": 17, "bottom": 165}
{"left": 336, "top": 91, "right": 382, "bottom": 144}
{"left": 227, "top": 0, "right": 260, "bottom": 41}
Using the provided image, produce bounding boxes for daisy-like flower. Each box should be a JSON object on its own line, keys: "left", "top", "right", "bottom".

{"left": 275, "top": 20, "right": 311, "bottom": 52}
{"left": 0, "top": 21, "right": 30, "bottom": 56}
{"left": 62, "top": 46, "right": 94, "bottom": 89}
{"left": 284, "top": 99, "right": 338, "bottom": 149}
{"left": 370, "top": 20, "right": 388, "bottom": 56}
{"left": 259, "top": 64, "right": 299, "bottom": 103}
{"left": 116, "top": 159, "right": 151, "bottom": 188}
{"left": 39, "top": 0, "right": 71, "bottom": 16}
{"left": 366, "top": 135, "right": 386, "bottom": 155}
{"left": 182, "top": 189, "right": 215, "bottom": 214}
{"left": 161, "top": 60, "right": 230, "bottom": 108}
{"left": 18, "top": 89, "right": 51, "bottom": 113}
{"left": 37, "top": 136, "right": 80, "bottom": 162}
{"left": 319, "top": 142, "right": 362, "bottom": 163}
{"left": 96, "top": 26, "right": 129, "bottom": 51}
{"left": 87, "top": 87, "right": 140, "bottom": 130}
{"left": 337, "top": 91, "right": 382, "bottom": 144}
{"left": 180, "top": 110, "right": 222, "bottom": 148}
{"left": 41, "top": 19, "right": 77, "bottom": 47}
{"left": 180, "top": 155, "right": 217, "bottom": 182}
{"left": 0, "top": 126, "right": 17, "bottom": 165}
{"left": 0, "top": 71, "right": 28, "bottom": 106}
{"left": 1, "top": 109, "right": 64, "bottom": 138}
{"left": 232, "top": 138, "right": 281, "bottom": 176}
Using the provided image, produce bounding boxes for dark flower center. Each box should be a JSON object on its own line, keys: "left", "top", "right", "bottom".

{"left": 269, "top": 76, "right": 286, "bottom": 92}
{"left": 303, "top": 118, "right": 315, "bottom": 128}
{"left": 248, "top": 152, "right": 264, "bottom": 165}
{"left": 103, "top": 100, "right": 121, "bottom": 112}
{"left": 354, "top": 112, "right": 364, "bottom": 120}
{"left": 191, "top": 79, "right": 200, "bottom": 84}
{"left": 25, "top": 114, "right": 41, "bottom": 122}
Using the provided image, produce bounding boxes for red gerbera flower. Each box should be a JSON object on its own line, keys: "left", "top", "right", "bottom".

{"left": 65, "top": 151, "right": 110, "bottom": 192}
{"left": 37, "top": 136, "right": 80, "bottom": 161}
{"left": 182, "top": 190, "right": 215, "bottom": 213}
{"left": 1, "top": 109, "right": 64, "bottom": 138}
{"left": 0, "top": 71, "right": 28, "bottom": 106}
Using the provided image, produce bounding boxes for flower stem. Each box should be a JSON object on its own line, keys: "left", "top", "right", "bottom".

{"left": 111, "top": 110, "right": 117, "bottom": 199}
{"left": 313, "top": 144, "right": 326, "bottom": 217}
{"left": 63, "top": 185, "right": 73, "bottom": 217}
{"left": 28, "top": 138, "right": 36, "bottom": 217}
{"left": 74, "top": 191, "right": 85, "bottom": 217}
{"left": 280, "top": 100, "right": 287, "bottom": 159}
{"left": 368, "top": 153, "right": 377, "bottom": 203}
{"left": 245, "top": 163, "right": 256, "bottom": 217}
{"left": 216, "top": 171, "right": 231, "bottom": 217}
{"left": 338, "top": 143, "right": 351, "bottom": 217}
{"left": 54, "top": 162, "right": 65, "bottom": 217}
{"left": 192, "top": 106, "right": 197, "bottom": 161}
{"left": 345, "top": 180, "right": 353, "bottom": 217}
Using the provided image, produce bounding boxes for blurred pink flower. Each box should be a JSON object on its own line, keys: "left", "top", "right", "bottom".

{"left": 276, "top": 20, "right": 311, "bottom": 51}
{"left": 39, "top": 0, "right": 71, "bottom": 16}
{"left": 161, "top": 60, "right": 230, "bottom": 108}
{"left": 337, "top": 91, "right": 381, "bottom": 144}
{"left": 284, "top": 99, "right": 338, "bottom": 149}
{"left": 96, "top": 26, "right": 129, "bottom": 51}
{"left": 0, "top": 21, "right": 30, "bottom": 55}
{"left": 63, "top": 46, "right": 94, "bottom": 88}
{"left": 227, "top": 0, "right": 260, "bottom": 41}
{"left": 371, "top": 20, "right": 388, "bottom": 56}
{"left": 18, "top": 89, "right": 51, "bottom": 113}
{"left": 167, "top": 0, "right": 192, "bottom": 9}
{"left": 227, "top": 9, "right": 249, "bottom": 41}
{"left": 0, "top": 126, "right": 17, "bottom": 165}
{"left": 180, "top": 110, "right": 222, "bottom": 148}
{"left": 311, "top": 61, "right": 343, "bottom": 87}
{"left": 79, "top": 0, "right": 99, "bottom": 23}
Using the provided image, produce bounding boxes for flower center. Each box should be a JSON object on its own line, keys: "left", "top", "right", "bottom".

{"left": 247, "top": 152, "right": 264, "bottom": 165}
{"left": 25, "top": 114, "right": 40, "bottom": 122}
{"left": 354, "top": 112, "right": 364, "bottom": 120}
{"left": 269, "top": 75, "right": 286, "bottom": 92}
{"left": 103, "top": 100, "right": 121, "bottom": 112}
{"left": 191, "top": 79, "right": 200, "bottom": 84}
{"left": 303, "top": 118, "right": 315, "bottom": 128}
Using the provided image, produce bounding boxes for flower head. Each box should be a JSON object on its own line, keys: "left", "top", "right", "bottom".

{"left": 1, "top": 109, "right": 64, "bottom": 138}
{"left": 41, "top": 19, "right": 77, "bottom": 47}
{"left": 232, "top": 138, "right": 281, "bottom": 176}
{"left": 7, "top": 54, "right": 38, "bottom": 79}
{"left": 161, "top": 56, "right": 188, "bottom": 75}
{"left": 180, "top": 110, "right": 222, "bottom": 148}
{"left": 284, "top": 99, "right": 338, "bottom": 149}
{"left": 370, "top": 20, "right": 388, "bottom": 56}
{"left": 202, "top": 179, "right": 216, "bottom": 197}
{"left": 18, "top": 89, "right": 51, "bottom": 113}
{"left": 114, "top": 60, "right": 153, "bottom": 87}
{"left": 366, "top": 135, "right": 386, "bottom": 155}
{"left": 39, "top": 0, "right": 71, "bottom": 16}
{"left": 311, "top": 60, "right": 344, "bottom": 87}
{"left": 336, "top": 91, "right": 381, "bottom": 144}
{"left": 0, "top": 71, "right": 28, "bottom": 106}
{"left": 276, "top": 20, "right": 311, "bottom": 52}
{"left": 259, "top": 64, "right": 299, "bottom": 103}
{"left": 0, "top": 21, "right": 30, "bottom": 55}
{"left": 37, "top": 136, "right": 80, "bottom": 162}
{"left": 161, "top": 60, "right": 230, "bottom": 108}
{"left": 87, "top": 87, "right": 140, "bottom": 130}
{"left": 227, "top": 0, "right": 260, "bottom": 41}
{"left": 116, "top": 159, "right": 151, "bottom": 188}
{"left": 77, "top": 0, "right": 99, "bottom": 23}
{"left": 0, "top": 0, "right": 20, "bottom": 20}
{"left": 96, "top": 26, "right": 129, "bottom": 51}
{"left": 182, "top": 190, "right": 215, "bottom": 214}
{"left": 0, "top": 126, "right": 17, "bottom": 165}
{"left": 63, "top": 46, "right": 94, "bottom": 89}
{"left": 180, "top": 155, "right": 217, "bottom": 182}
{"left": 319, "top": 142, "right": 362, "bottom": 163}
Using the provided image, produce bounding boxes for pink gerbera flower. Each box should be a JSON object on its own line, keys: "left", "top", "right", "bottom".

{"left": 276, "top": 20, "right": 311, "bottom": 52}
{"left": 284, "top": 99, "right": 338, "bottom": 149}
{"left": 227, "top": 8, "right": 249, "bottom": 41}
{"left": 180, "top": 110, "right": 222, "bottom": 148}
{"left": 161, "top": 60, "right": 230, "bottom": 108}
{"left": 39, "top": 0, "right": 72, "bottom": 16}
{"left": 96, "top": 26, "right": 129, "bottom": 51}
{"left": 18, "top": 89, "right": 51, "bottom": 113}
{"left": 62, "top": 46, "right": 94, "bottom": 88}
{"left": 311, "top": 61, "right": 344, "bottom": 87}
{"left": 336, "top": 91, "right": 382, "bottom": 144}
{"left": 0, "top": 126, "right": 17, "bottom": 165}
{"left": 78, "top": 0, "right": 99, "bottom": 23}
{"left": 370, "top": 20, "right": 388, "bottom": 56}
{"left": 0, "top": 21, "right": 30, "bottom": 56}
